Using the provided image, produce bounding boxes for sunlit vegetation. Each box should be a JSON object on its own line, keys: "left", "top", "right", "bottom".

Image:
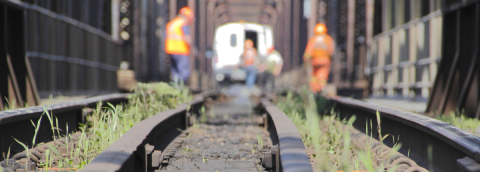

{"left": 4, "top": 82, "right": 190, "bottom": 171}
{"left": 436, "top": 112, "right": 480, "bottom": 137}
{"left": 276, "top": 89, "right": 402, "bottom": 172}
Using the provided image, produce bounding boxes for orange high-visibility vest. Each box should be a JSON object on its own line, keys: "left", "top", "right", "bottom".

{"left": 165, "top": 17, "right": 189, "bottom": 55}
{"left": 243, "top": 47, "right": 257, "bottom": 66}
{"left": 304, "top": 34, "right": 334, "bottom": 59}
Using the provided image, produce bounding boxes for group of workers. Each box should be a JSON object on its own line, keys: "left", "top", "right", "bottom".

{"left": 240, "top": 39, "right": 283, "bottom": 90}
{"left": 165, "top": 7, "right": 334, "bottom": 93}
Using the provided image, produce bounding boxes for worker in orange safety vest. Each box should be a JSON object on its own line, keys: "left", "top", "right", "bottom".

{"left": 165, "top": 7, "right": 196, "bottom": 84}
{"left": 303, "top": 23, "right": 335, "bottom": 93}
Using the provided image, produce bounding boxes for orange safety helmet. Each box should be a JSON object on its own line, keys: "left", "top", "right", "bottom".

{"left": 179, "top": 7, "right": 194, "bottom": 21}
{"left": 314, "top": 23, "right": 327, "bottom": 35}
{"left": 267, "top": 46, "right": 275, "bottom": 54}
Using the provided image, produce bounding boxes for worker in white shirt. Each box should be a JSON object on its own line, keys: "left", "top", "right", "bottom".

{"left": 258, "top": 46, "right": 283, "bottom": 92}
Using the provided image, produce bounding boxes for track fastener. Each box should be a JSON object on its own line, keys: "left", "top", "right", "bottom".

{"left": 261, "top": 144, "right": 278, "bottom": 171}
{"left": 151, "top": 150, "right": 163, "bottom": 168}
{"left": 458, "top": 156, "right": 480, "bottom": 172}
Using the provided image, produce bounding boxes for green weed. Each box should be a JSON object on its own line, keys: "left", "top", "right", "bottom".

{"left": 12, "top": 138, "right": 29, "bottom": 170}
{"left": 200, "top": 106, "right": 207, "bottom": 123}
{"left": 436, "top": 111, "right": 480, "bottom": 136}
{"left": 276, "top": 89, "right": 402, "bottom": 171}
{"left": 257, "top": 132, "right": 263, "bottom": 149}
{"left": 202, "top": 153, "right": 208, "bottom": 164}
{"left": 8, "top": 82, "right": 190, "bottom": 170}
{"left": 182, "top": 147, "right": 193, "bottom": 167}
{"left": 11, "top": 112, "right": 45, "bottom": 170}
{"left": 5, "top": 145, "right": 12, "bottom": 167}
{"left": 44, "top": 149, "right": 51, "bottom": 171}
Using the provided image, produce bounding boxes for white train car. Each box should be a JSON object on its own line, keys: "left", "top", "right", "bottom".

{"left": 212, "top": 22, "right": 273, "bottom": 86}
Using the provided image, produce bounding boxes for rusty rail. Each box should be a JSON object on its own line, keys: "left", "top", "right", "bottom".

{"left": 331, "top": 96, "right": 480, "bottom": 172}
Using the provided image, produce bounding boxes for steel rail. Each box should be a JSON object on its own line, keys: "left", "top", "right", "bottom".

{"left": 330, "top": 96, "right": 480, "bottom": 172}
{"left": 260, "top": 99, "right": 313, "bottom": 172}
{"left": 0, "top": 94, "right": 128, "bottom": 126}
{"left": 0, "top": 94, "right": 129, "bottom": 160}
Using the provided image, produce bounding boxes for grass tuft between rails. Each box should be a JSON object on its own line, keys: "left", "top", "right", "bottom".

{"left": 276, "top": 89, "right": 401, "bottom": 172}
{"left": 76, "top": 82, "right": 190, "bottom": 169}
{"left": 6, "top": 82, "right": 191, "bottom": 171}
{"left": 435, "top": 111, "right": 480, "bottom": 137}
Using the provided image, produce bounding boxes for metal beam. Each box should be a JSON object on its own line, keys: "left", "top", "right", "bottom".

{"left": 458, "top": 4, "right": 479, "bottom": 113}
{"left": 199, "top": 0, "right": 206, "bottom": 74}
{"left": 169, "top": 0, "right": 176, "bottom": 20}
{"left": 282, "top": 0, "right": 291, "bottom": 71}
{"left": 346, "top": 0, "right": 356, "bottom": 85}
{"left": 433, "top": 11, "right": 461, "bottom": 114}
{"left": 292, "top": 0, "right": 300, "bottom": 68}
{"left": 308, "top": 0, "right": 317, "bottom": 38}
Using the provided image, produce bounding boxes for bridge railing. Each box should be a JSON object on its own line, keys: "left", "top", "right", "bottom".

{"left": 0, "top": 0, "right": 129, "bottom": 110}
{"left": 366, "top": 11, "right": 442, "bottom": 101}
{"left": 23, "top": 2, "right": 126, "bottom": 98}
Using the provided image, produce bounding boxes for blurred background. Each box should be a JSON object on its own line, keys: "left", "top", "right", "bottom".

{"left": 2, "top": 0, "right": 478, "bottom": 117}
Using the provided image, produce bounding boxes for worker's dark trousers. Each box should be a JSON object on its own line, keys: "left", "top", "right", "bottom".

{"left": 170, "top": 54, "right": 190, "bottom": 84}
{"left": 257, "top": 72, "right": 274, "bottom": 92}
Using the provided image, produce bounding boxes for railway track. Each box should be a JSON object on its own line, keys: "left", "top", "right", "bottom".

{"left": 0, "top": 90, "right": 312, "bottom": 172}
{"left": 1, "top": 89, "right": 480, "bottom": 171}
{"left": 79, "top": 93, "right": 312, "bottom": 172}
{"left": 331, "top": 96, "right": 480, "bottom": 172}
